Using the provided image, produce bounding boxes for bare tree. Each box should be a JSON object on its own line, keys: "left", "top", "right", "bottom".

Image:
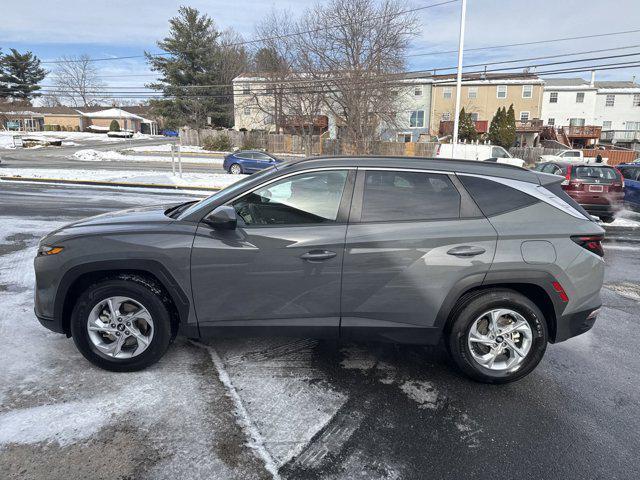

{"left": 40, "top": 92, "right": 63, "bottom": 108}
{"left": 254, "top": 0, "right": 418, "bottom": 154}
{"left": 52, "top": 54, "right": 105, "bottom": 107}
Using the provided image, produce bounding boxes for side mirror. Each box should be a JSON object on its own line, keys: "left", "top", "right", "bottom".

{"left": 204, "top": 205, "right": 237, "bottom": 230}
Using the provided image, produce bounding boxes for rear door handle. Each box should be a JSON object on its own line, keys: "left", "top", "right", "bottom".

{"left": 300, "top": 250, "right": 337, "bottom": 262}
{"left": 447, "top": 246, "right": 486, "bottom": 257}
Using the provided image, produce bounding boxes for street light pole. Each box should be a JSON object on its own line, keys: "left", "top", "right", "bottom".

{"left": 451, "top": 0, "right": 468, "bottom": 156}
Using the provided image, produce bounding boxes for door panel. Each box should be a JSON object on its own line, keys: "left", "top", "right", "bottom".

{"left": 340, "top": 219, "right": 497, "bottom": 342}
{"left": 191, "top": 224, "right": 346, "bottom": 335}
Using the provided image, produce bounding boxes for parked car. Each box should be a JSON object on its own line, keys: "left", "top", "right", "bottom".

{"left": 617, "top": 163, "right": 640, "bottom": 212}
{"left": 538, "top": 149, "right": 608, "bottom": 164}
{"left": 223, "top": 150, "right": 282, "bottom": 174}
{"left": 35, "top": 157, "right": 605, "bottom": 384}
{"left": 161, "top": 130, "right": 179, "bottom": 137}
{"left": 436, "top": 143, "right": 526, "bottom": 167}
{"left": 534, "top": 162, "right": 624, "bottom": 222}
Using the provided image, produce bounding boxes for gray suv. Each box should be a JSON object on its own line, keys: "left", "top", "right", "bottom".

{"left": 34, "top": 157, "right": 605, "bottom": 383}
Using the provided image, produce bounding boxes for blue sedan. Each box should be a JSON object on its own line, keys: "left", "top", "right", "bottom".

{"left": 618, "top": 163, "right": 640, "bottom": 211}
{"left": 223, "top": 150, "right": 282, "bottom": 174}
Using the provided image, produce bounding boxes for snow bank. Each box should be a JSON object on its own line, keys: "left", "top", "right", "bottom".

{"left": 128, "top": 144, "right": 207, "bottom": 153}
{"left": 72, "top": 148, "right": 224, "bottom": 165}
{"left": 1, "top": 167, "right": 244, "bottom": 190}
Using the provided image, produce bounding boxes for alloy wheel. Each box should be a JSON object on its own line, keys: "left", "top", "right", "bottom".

{"left": 86, "top": 296, "right": 154, "bottom": 359}
{"left": 467, "top": 308, "right": 533, "bottom": 372}
{"left": 230, "top": 164, "right": 242, "bottom": 174}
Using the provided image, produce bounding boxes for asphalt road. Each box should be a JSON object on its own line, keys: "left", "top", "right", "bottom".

{"left": 0, "top": 137, "right": 227, "bottom": 174}
{"left": 1, "top": 182, "right": 639, "bottom": 480}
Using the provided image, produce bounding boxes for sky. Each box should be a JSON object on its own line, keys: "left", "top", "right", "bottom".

{"left": 2, "top": 0, "right": 639, "bottom": 102}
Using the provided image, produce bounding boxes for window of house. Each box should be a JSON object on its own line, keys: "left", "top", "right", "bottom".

{"left": 265, "top": 114, "right": 274, "bottom": 124}
{"left": 569, "top": 118, "right": 585, "bottom": 127}
{"left": 232, "top": 170, "right": 348, "bottom": 225}
{"left": 520, "top": 111, "right": 530, "bottom": 122}
{"left": 605, "top": 94, "right": 615, "bottom": 107}
{"left": 469, "top": 112, "right": 479, "bottom": 122}
{"left": 243, "top": 107, "right": 251, "bottom": 115}
{"left": 576, "top": 92, "right": 585, "bottom": 103}
{"left": 397, "top": 133, "right": 412, "bottom": 143}
{"left": 242, "top": 84, "right": 250, "bottom": 95}
{"left": 602, "top": 121, "right": 612, "bottom": 130}
{"left": 634, "top": 94, "right": 640, "bottom": 107}
{"left": 549, "top": 92, "right": 558, "bottom": 103}
{"left": 360, "top": 171, "right": 461, "bottom": 222}
{"left": 468, "top": 87, "right": 477, "bottom": 99}
{"left": 497, "top": 85, "right": 507, "bottom": 99}
{"left": 443, "top": 87, "right": 452, "bottom": 99}
{"left": 626, "top": 121, "right": 640, "bottom": 131}
{"left": 410, "top": 110, "right": 425, "bottom": 128}
{"left": 522, "top": 85, "right": 532, "bottom": 98}
{"left": 414, "top": 86, "right": 422, "bottom": 96}
{"left": 441, "top": 112, "right": 451, "bottom": 121}
{"left": 547, "top": 118, "right": 555, "bottom": 126}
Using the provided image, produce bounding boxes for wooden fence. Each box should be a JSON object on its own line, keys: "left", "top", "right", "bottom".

{"left": 509, "top": 146, "right": 639, "bottom": 166}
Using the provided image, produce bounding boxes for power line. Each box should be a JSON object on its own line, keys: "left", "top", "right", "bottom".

{"left": 409, "top": 28, "right": 640, "bottom": 57}
{"left": 39, "top": 0, "right": 459, "bottom": 65}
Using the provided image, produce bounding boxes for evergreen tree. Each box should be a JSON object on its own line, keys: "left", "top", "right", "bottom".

{"left": 488, "top": 107, "right": 504, "bottom": 146}
{"left": 109, "top": 119, "right": 120, "bottom": 132}
{"left": 504, "top": 103, "right": 517, "bottom": 148}
{"left": 145, "top": 7, "right": 248, "bottom": 129}
{"left": 0, "top": 49, "right": 47, "bottom": 101}
{"left": 457, "top": 107, "right": 478, "bottom": 142}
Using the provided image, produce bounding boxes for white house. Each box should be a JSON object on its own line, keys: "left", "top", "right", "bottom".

{"left": 541, "top": 78, "right": 598, "bottom": 128}
{"left": 232, "top": 74, "right": 433, "bottom": 141}
{"left": 594, "top": 81, "right": 640, "bottom": 147}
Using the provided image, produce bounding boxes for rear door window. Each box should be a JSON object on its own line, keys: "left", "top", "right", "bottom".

{"left": 458, "top": 175, "right": 539, "bottom": 216}
{"left": 619, "top": 166, "right": 640, "bottom": 181}
{"left": 360, "top": 170, "right": 461, "bottom": 222}
{"left": 491, "top": 147, "right": 510, "bottom": 158}
{"left": 573, "top": 166, "right": 620, "bottom": 183}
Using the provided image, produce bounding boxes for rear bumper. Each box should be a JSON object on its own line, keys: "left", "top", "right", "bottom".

{"left": 554, "top": 306, "right": 600, "bottom": 342}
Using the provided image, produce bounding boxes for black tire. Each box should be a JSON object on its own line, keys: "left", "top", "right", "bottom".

{"left": 600, "top": 215, "right": 615, "bottom": 224}
{"left": 70, "top": 276, "right": 173, "bottom": 372}
{"left": 446, "top": 289, "right": 548, "bottom": 384}
{"left": 229, "top": 163, "right": 243, "bottom": 174}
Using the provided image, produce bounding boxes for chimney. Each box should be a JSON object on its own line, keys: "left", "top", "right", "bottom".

{"left": 590, "top": 70, "right": 595, "bottom": 87}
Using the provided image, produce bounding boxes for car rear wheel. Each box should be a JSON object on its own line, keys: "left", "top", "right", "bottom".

{"left": 599, "top": 215, "right": 615, "bottom": 224}
{"left": 70, "top": 276, "right": 173, "bottom": 372}
{"left": 229, "top": 163, "right": 242, "bottom": 174}
{"left": 446, "top": 289, "right": 548, "bottom": 384}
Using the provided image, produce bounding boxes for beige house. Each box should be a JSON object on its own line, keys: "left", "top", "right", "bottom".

{"left": 430, "top": 73, "right": 545, "bottom": 144}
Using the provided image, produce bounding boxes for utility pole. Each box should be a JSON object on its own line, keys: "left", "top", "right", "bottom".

{"left": 451, "top": 0, "right": 468, "bottom": 155}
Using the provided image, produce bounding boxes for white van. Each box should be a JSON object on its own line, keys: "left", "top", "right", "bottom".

{"left": 436, "top": 143, "right": 526, "bottom": 168}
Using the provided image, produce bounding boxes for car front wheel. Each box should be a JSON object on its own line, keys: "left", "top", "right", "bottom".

{"left": 229, "top": 163, "right": 242, "bottom": 174}
{"left": 70, "top": 276, "right": 173, "bottom": 372}
{"left": 447, "top": 289, "right": 548, "bottom": 384}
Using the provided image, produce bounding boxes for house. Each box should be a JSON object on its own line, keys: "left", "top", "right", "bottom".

{"left": 429, "top": 73, "right": 545, "bottom": 145}
{"left": 0, "top": 105, "right": 159, "bottom": 134}
{"left": 541, "top": 76, "right": 640, "bottom": 148}
{"left": 232, "top": 73, "right": 434, "bottom": 142}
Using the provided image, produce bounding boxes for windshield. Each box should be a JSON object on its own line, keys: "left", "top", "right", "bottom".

{"left": 178, "top": 166, "right": 279, "bottom": 219}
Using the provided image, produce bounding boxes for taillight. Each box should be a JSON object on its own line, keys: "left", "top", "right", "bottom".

{"left": 561, "top": 165, "right": 572, "bottom": 186}
{"left": 571, "top": 234, "right": 605, "bottom": 257}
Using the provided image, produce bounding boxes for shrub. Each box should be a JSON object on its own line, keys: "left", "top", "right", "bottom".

{"left": 203, "top": 134, "right": 233, "bottom": 151}
{"left": 241, "top": 136, "right": 261, "bottom": 150}
{"left": 109, "top": 119, "right": 121, "bottom": 132}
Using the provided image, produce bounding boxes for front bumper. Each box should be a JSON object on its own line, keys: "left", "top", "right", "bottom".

{"left": 554, "top": 306, "right": 600, "bottom": 342}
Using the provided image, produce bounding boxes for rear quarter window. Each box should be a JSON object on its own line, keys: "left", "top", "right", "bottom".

{"left": 458, "top": 175, "right": 539, "bottom": 216}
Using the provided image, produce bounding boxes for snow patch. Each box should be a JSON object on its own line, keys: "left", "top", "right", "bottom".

{"left": 399, "top": 381, "right": 442, "bottom": 410}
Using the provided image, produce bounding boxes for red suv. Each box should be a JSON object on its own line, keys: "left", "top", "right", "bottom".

{"left": 535, "top": 162, "right": 624, "bottom": 223}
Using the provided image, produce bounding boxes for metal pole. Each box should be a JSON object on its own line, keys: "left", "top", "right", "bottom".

{"left": 178, "top": 138, "right": 183, "bottom": 178}
{"left": 171, "top": 143, "right": 176, "bottom": 176}
{"left": 451, "top": 0, "right": 468, "bottom": 156}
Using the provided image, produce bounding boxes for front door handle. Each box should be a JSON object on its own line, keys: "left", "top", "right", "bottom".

{"left": 300, "top": 250, "right": 337, "bottom": 262}
{"left": 447, "top": 246, "right": 486, "bottom": 257}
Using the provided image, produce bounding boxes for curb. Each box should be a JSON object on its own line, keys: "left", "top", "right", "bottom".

{"left": 0, "top": 176, "right": 221, "bottom": 192}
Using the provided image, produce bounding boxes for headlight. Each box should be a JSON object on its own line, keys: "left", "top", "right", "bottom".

{"left": 37, "top": 245, "right": 64, "bottom": 256}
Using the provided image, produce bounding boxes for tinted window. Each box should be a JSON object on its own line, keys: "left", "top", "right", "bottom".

{"left": 459, "top": 176, "right": 538, "bottom": 216}
{"left": 232, "top": 170, "right": 347, "bottom": 225}
{"left": 562, "top": 151, "right": 581, "bottom": 158}
{"left": 618, "top": 166, "right": 640, "bottom": 181}
{"left": 573, "top": 166, "right": 620, "bottom": 182}
{"left": 491, "top": 147, "right": 510, "bottom": 158}
{"left": 254, "top": 153, "right": 271, "bottom": 160}
{"left": 361, "top": 171, "right": 460, "bottom": 222}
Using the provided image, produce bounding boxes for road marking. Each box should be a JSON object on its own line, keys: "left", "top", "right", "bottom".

{"left": 195, "top": 341, "right": 282, "bottom": 480}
